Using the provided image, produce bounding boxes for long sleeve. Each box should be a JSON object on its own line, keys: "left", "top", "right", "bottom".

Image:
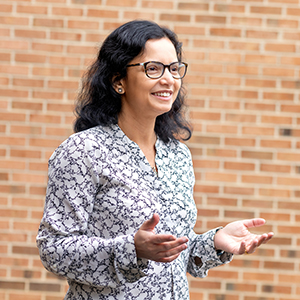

{"left": 175, "top": 144, "right": 233, "bottom": 278}
{"left": 186, "top": 229, "right": 233, "bottom": 278}
{"left": 36, "top": 133, "right": 149, "bottom": 288}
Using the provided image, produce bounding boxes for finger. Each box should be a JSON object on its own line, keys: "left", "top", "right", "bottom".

{"left": 152, "top": 235, "right": 188, "bottom": 246}
{"left": 151, "top": 234, "right": 177, "bottom": 244}
{"left": 245, "top": 239, "right": 259, "bottom": 254}
{"left": 140, "top": 213, "right": 160, "bottom": 231}
{"left": 157, "top": 242, "right": 188, "bottom": 260}
{"left": 242, "top": 218, "right": 266, "bottom": 229}
{"left": 239, "top": 241, "right": 247, "bottom": 255}
{"left": 159, "top": 252, "right": 181, "bottom": 263}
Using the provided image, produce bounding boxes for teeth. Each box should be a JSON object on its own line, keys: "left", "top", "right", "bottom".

{"left": 155, "top": 92, "right": 171, "bottom": 97}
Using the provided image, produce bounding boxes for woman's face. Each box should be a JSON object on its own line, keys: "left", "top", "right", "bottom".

{"left": 119, "top": 38, "right": 182, "bottom": 121}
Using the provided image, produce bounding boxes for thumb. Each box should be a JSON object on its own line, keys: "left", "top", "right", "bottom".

{"left": 140, "top": 213, "right": 160, "bottom": 232}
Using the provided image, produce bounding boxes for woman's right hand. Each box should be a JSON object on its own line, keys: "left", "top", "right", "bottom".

{"left": 134, "top": 213, "right": 188, "bottom": 263}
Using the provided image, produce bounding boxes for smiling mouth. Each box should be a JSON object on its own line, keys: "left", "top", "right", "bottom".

{"left": 153, "top": 92, "right": 172, "bottom": 97}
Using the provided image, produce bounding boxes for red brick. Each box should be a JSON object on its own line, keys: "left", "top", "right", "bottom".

{"left": 260, "top": 139, "right": 291, "bottom": 148}
{"left": 0, "top": 16, "right": 29, "bottom": 26}
{"left": 15, "top": 53, "right": 47, "bottom": 63}
{"left": 0, "top": 40, "right": 29, "bottom": 50}
{"left": 13, "top": 78, "right": 44, "bottom": 88}
{"left": 17, "top": 4, "right": 48, "bottom": 14}
{"left": 205, "top": 172, "right": 237, "bottom": 182}
{"left": 214, "top": 4, "right": 245, "bottom": 12}
{"left": 267, "top": 18, "right": 298, "bottom": 28}
{"left": 207, "top": 197, "right": 237, "bottom": 207}
{"left": 281, "top": 57, "right": 300, "bottom": 66}
{"left": 207, "top": 148, "right": 237, "bottom": 157}
{"left": 265, "top": 43, "right": 296, "bottom": 52}
{"left": 287, "top": 7, "right": 300, "bottom": 16}
{"left": 225, "top": 137, "right": 255, "bottom": 147}
{"left": 231, "top": 17, "right": 262, "bottom": 26}
{"left": 194, "top": 185, "right": 219, "bottom": 194}
{"left": 209, "top": 77, "right": 241, "bottom": 86}
{"left": 250, "top": 6, "right": 282, "bottom": 15}
{"left": 209, "top": 100, "right": 240, "bottom": 110}
{"left": 242, "top": 151, "right": 273, "bottom": 160}
{"left": 242, "top": 175, "right": 273, "bottom": 184}
{"left": 277, "top": 177, "right": 300, "bottom": 186}
{"left": 0, "top": 53, "right": 11, "bottom": 61}
{"left": 0, "top": 4, "right": 12, "bottom": 12}
{"left": 261, "top": 115, "right": 292, "bottom": 125}
{"left": 264, "top": 261, "right": 294, "bottom": 270}
{"left": 188, "top": 136, "right": 220, "bottom": 145}
{"left": 191, "top": 87, "right": 223, "bottom": 97}
{"left": 206, "top": 125, "right": 237, "bottom": 134}
{"left": 210, "top": 28, "right": 241, "bottom": 37}
{"left": 0, "top": 281, "right": 25, "bottom": 290}
{"left": 12, "top": 197, "right": 44, "bottom": 208}
{"left": 261, "top": 164, "right": 291, "bottom": 173}
{"left": 226, "top": 114, "right": 256, "bottom": 123}
{"left": 0, "top": 88, "right": 28, "bottom": 98}
{"left": 48, "top": 80, "right": 78, "bottom": 89}
{"left": 32, "top": 42, "right": 63, "bottom": 52}
{"left": 67, "top": 45, "right": 96, "bottom": 55}
{"left": 245, "top": 54, "right": 277, "bottom": 64}
{"left": 190, "top": 111, "right": 221, "bottom": 121}
{"left": 245, "top": 79, "right": 276, "bottom": 88}
{"left": 196, "top": 16, "right": 226, "bottom": 24}
{"left": 263, "top": 67, "right": 294, "bottom": 77}
{"left": 193, "top": 39, "right": 224, "bottom": 49}
{"left": 259, "top": 188, "right": 290, "bottom": 198}
{"left": 32, "top": 67, "right": 64, "bottom": 77}
{"left": 246, "top": 30, "right": 278, "bottom": 39}
{"left": 229, "top": 41, "right": 259, "bottom": 51}
{"left": 15, "top": 29, "right": 46, "bottom": 39}
{"left": 68, "top": 20, "right": 99, "bottom": 30}
{"left": 52, "top": 7, "right": 83, "bottom": 16}
{"left": 227, "top": 66, "right": 259, "bottom": 75}
{"left": 224, "top": 187, "right": 255, "bottom": 196}
{"left": 281, "top": 80, "right": 300, "bottom": 89}
{"left": 245, "top": 102, "right": 276, "bottom": 111}
{"left": 178, "top": 3, "right": 208, "bottom": 10}
{"left": 224, "top": 162, "right": 255, "bottom": 171}
{"left": 160, "top": 13, "right": 190, "bottom": 22}
{"left": 30, "top": 283, "right": 61, "bottom": 292}
{"left": 242, "top": 199, "right": 273, "bottom": 209}
{"left": 284, "top": 32, "right": 300, "bottom": 40}
{"left": 227, "top": 89, "right": 258, "bottom": 99}
{"left": 50, "top": 31, "right": 82, "bottom": 41}
{"left": 33, "top": 18, "right": 64, "bottom": 28}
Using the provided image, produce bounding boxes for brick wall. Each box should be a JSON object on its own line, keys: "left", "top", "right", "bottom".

{"left": 0, "top": 0, "right": 300, "bottom": 299}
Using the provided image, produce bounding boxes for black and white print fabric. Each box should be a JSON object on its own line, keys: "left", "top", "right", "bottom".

{"left": 37, "top": 124, "right": 232, "bottom": 300}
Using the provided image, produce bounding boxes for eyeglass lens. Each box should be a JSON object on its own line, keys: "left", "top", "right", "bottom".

{"left": 145, "top": 62, "right": 186, "bottom": 79}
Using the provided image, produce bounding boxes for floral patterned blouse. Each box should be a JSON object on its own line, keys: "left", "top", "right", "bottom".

{"left": 37, "top": 124, "right": 232, "bottom": 300}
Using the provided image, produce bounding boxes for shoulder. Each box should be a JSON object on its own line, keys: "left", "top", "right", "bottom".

{"left": 49, "top": 125, "right": 116, "bottom": 162}
{"left": 167, "top": 139, "right": 192, "bottom": 159}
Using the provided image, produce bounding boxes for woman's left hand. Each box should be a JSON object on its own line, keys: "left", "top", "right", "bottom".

{"left": 213, "top": 218, "right": 274, "bottom": 255}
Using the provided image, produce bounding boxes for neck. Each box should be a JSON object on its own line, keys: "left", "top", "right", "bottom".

{"left": 118, "top": 112, "right": 157, "bottom": 148}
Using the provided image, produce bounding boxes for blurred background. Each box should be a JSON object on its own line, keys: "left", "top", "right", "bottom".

{"left": 0, "top": 0, "right": 300, "bottom": 299}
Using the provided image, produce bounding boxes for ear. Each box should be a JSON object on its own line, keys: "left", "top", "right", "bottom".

{"left": 112, "top": 75, "right": 125, "bottom": 94}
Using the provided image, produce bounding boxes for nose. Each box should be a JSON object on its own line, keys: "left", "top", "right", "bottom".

{"left": 159, "top": 66, "right": 175, "bottom": 84}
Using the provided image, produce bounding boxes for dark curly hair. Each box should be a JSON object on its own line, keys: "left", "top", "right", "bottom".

{"left": 74, "top": 20, "right": 192, "bottom": 143}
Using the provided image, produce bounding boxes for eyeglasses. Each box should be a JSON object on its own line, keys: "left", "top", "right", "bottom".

{"left": 126, "top": 61, "right": 188, "bottom": 79}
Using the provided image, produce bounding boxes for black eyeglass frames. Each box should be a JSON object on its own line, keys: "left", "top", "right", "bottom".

{"left": 126, "top": 61, "right": 188, "bottom": 79}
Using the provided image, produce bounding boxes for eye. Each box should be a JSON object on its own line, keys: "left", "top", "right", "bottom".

{"left": 146, "top": 64, "right": 160, "bottom": 73}
{"left": 170, "top": 63, "right": 180, "bottom": 74}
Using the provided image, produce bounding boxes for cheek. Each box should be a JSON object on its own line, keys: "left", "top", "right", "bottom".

{"left": 174, "top": 82, "right": 181, "bottom": 98}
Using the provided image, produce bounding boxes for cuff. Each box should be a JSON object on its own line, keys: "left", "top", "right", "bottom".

{"left": 114, "top": 234, "right": 149, "bottom": 284}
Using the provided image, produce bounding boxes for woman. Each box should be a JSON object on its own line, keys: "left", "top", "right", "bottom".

{"left": 37, "top": 20, "right": 273, "bottom": 299}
